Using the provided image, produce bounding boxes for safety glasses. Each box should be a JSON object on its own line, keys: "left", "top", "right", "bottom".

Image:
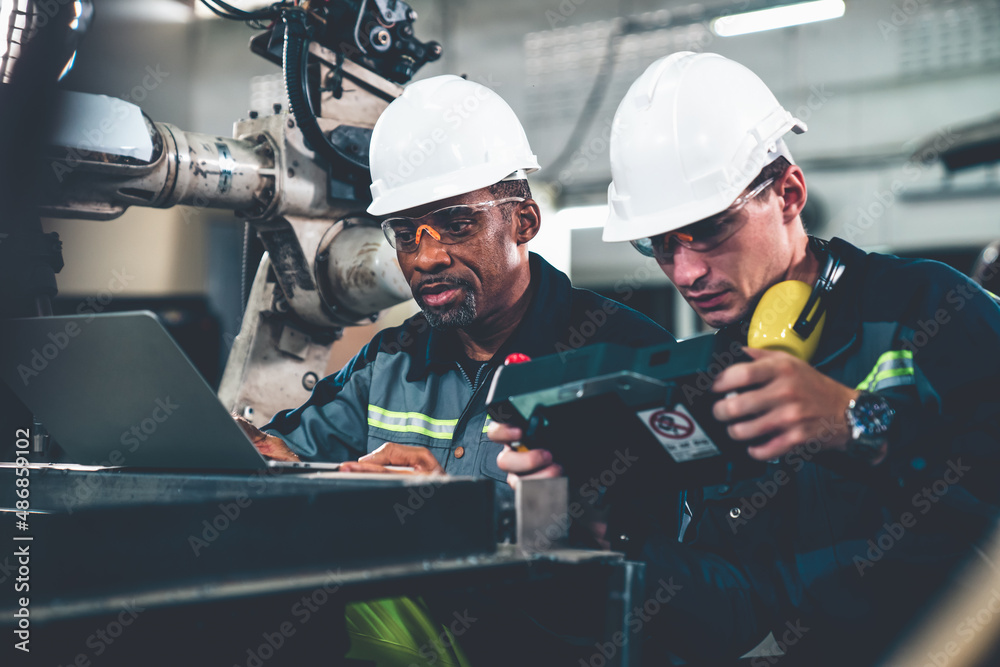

{"left": 630, "top": 177, "right": 776, "bottom": 260}
{"left": 380, "top": 198, "right": 525, "bottom": 252}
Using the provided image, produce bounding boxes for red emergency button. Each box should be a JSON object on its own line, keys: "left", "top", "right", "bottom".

{"left": 504, "top": 353, "right": 531, "bottom": 365}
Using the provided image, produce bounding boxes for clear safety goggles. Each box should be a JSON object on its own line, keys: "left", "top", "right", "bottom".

{"left": 630, "top": 177, "right": 776, "bottom": 260}
{"left": 380, "top": 197, "right": 525, "bottom": 253}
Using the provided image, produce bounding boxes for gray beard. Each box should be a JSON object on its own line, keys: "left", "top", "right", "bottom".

{"left": 421, "top": 290, "right": 477, "bottom": 330}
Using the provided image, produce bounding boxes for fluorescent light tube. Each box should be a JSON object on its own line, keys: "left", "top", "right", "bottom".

{"left": 712, "top": 0, "right": 845, "bottom": 37}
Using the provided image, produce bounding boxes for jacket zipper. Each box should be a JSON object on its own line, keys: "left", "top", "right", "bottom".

{"left": 453, "top": 361, "right": 496, "bottom": 452}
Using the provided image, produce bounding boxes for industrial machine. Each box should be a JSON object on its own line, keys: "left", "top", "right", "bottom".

{"left": 12, "top": 0, "right": 445, "bottom": 426}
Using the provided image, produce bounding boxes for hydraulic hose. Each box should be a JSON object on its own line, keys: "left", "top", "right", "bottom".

{"left": 282, "top": 11, "right": 368, "bottom": 172}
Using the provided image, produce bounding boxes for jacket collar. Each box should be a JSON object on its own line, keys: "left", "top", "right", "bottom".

{"left": 811, "top": 237, "right": 866, "bottom": 368}
{"left": 408, "top": 252, "right": 567, "bottom": 381}
{"left": 716, "top": 236, "right": 867, "bottom": 367}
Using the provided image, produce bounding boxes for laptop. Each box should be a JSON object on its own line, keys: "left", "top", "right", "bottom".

{"left": 0, "top": 311, "right": 345, "bottom": 472}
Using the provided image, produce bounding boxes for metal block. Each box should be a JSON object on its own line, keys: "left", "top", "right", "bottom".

{"left": 516, "top": 476, "right": 569, "bottom": 554}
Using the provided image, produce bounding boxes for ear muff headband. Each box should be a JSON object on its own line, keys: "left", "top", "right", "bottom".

{"left": 792, "top": 238, "right": 845, "bottom": 340}
{"left": 747, "top": 237, "right": 845, "bottom": 362}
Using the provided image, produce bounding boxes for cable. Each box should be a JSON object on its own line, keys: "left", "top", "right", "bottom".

{"left": 545, "top": 23, "right": 623, "bottom": 177}
{"left": 282, "top": 9, "right": 368, "bottom": 172}
{"left": 198, "top": 1, "right": 288, "bottom": 21}
{"left": 198, "top": 1, "right": 241, "bottom": 20}
{"left": 282, "top": 12, "right": 323, "bottom": 149}
{"left": 216, "top": 0, "right": 281, "bottom": 19}
{"left": 353, "top": 0, "right": 369, "bottom": 56}
{"left": 199, "top": 2, "right": 369, "bottom": 174}
{"left": 212, "top": 0, "right": 259, "bottom": 16}
{"left": 198, "top": 1, "right": 251, "bottom": 20}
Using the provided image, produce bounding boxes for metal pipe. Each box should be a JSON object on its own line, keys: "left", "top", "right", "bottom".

{"left": 40, "top": 121, "right": 277, "bottom": 221}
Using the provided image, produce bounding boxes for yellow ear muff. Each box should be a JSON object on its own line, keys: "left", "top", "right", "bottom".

{"left": 748, "top": 280, "right": 826, "bottom": 362}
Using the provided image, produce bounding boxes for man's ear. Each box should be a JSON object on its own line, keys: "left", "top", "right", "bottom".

{"left": 776, "top": 165, "right": 807, "bottom": 225}
{"left": 514, "top": 199, "right": 541, "bottom": 244}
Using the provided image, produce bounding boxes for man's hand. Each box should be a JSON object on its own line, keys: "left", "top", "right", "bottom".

{"left": 491, "top": 423, "right": 612, "bottom": 549}
{"left": 232, "top": 415, "right": 302, "bottom": 462}
{"left": 712, "top": 347, "right": 859, "bottom": 462}
{"left": 488, "top": 422, "right": 562, "bottom": 490}
{"left": 339, "top": 442, "right": 444, "bottom": 474}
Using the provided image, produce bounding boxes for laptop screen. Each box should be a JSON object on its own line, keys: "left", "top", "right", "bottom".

{"left": 0, "top": 312, "right": 269, "bottom": 470}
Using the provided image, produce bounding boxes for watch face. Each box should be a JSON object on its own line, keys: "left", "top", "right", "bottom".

{"left": 849, "top": 393, "right": 895, "bottom": 446}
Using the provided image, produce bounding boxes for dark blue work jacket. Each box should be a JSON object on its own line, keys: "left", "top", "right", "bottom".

{"left": 617, "top": 238, "right": 1000, "bottom": 665}
{"left": 265, "top": 252, "right": 672, "bottom": 506}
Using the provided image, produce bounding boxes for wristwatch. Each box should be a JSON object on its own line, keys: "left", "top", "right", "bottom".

{"left": 844, "top": 391, "right": 895, "bottom": 461}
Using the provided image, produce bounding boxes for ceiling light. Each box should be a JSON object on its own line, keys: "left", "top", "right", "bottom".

{"left": 712, "top": 0, "right": 845, "bottom": 37}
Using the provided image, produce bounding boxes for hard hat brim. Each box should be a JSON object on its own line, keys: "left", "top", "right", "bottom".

{"left": 602, "top": 139, "right": 800, "bottom": 243}
{"left": 368, "top": 161, "right": 539, "bottom": 216}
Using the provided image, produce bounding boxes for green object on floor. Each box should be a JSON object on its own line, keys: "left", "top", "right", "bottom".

{"left": 344, "top": 597, "right": 473, "bottom": 667}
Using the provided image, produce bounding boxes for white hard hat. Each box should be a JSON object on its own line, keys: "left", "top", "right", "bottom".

{"left": 367, "top": 75, "right": 540, "bottom": 216}
{"left": 603, "top": 52, "right": 807, "bottom": 242}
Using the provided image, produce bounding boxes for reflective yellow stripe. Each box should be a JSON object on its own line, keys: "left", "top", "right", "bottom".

{"left": 871, "top": 367, "right": 913, "bottom": 385}
{"left": 856, "top": 350, "right": 914, "bottom": 391}
{"left": 367, "top": 405, "right": 458, "bottom": 426}
{"left": 366, "top": 418, "right": 455, "bottom": 440}
{"left": 856, "top": 368, "right": 877, "bottom": 392}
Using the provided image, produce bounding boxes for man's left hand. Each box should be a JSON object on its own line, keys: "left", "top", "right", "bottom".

{"left": 339, "top": 442, "right": 445, "bottom": 474}
{"left": 712, "top": 347, "right": 858, "bottom": 461}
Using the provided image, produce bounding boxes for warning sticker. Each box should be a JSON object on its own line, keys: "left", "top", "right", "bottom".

{"left": 637, "top": 405, "right": 721, "bottom": 463}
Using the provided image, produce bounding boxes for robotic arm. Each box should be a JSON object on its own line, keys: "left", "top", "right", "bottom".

{"left": 35, "top": 0, "right": 441, "bottom": 425}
